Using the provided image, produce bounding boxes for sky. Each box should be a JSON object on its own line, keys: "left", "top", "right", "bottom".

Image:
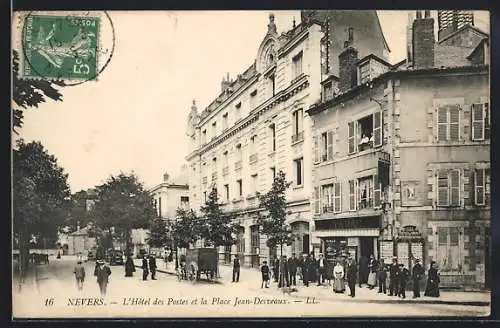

{"left": 13, "top": 10, "right": 490, "bottom": 193}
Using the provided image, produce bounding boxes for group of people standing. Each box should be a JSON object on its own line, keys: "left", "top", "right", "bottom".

{"left": 256, "top": 252, "right": 441, "bottom": 299}
{"left": 72, "top": 259, "right": 113, "bottom": 296}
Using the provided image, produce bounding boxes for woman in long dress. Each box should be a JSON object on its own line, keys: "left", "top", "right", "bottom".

{"left": 367, "top": 255, "right": 377, "bottom": 289}
{"left": 424, "top": 261, "right": 440, "bottom": 297}
{"left": 333, "top": 260, "right": 345, "bottom": 293}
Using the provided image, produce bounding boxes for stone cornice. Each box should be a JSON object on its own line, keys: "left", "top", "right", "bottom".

{"left": 186, "top": 75, "right": 310, "bottom": 159}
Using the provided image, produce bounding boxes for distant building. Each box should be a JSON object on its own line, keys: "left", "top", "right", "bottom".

{"left": 67, "top": 226, "right": 97, "bottom": 256}
{"left": 307, "top": 10, "right": 489, "bottom": 289}
{"left": 149, "top": 166, "right": 190, "bottom": 219}
{"left": 131, "top": 167, "right": 190, "bottom": 256}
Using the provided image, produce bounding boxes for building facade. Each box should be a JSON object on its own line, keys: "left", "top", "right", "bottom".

{"left": 186, "top": 11, "right": 389, "bottom": 267}
{"left": 307, "top": 10, "right": 490, "bottom": 289}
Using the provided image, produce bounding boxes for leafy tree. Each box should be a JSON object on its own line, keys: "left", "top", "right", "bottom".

{"left": 147, "top": 217, "right": 169, "bottom": 248}
{"left": 257, "top": 170, "right": 295, "bottom": 256}
{"left": 12, "top": 50, "right": 65, "bottom": 133}
{"left": 91, "top": 173, "right": 155, "bottom": 253}
{"left": 171, "top": 208, "right": 202, "bottom": 249}
{"left": 13, "top": 139, "right": 71, "bottom": 277}
{"left": 63, "top": 190, "right": 93, "bottom": 233}
{"left": 199, "top": 188, "right": 239, "bottom": 248}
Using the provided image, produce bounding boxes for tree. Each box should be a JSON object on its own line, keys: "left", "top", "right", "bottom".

{"left": 171, "top": 208, "right": 202, "bottom": 249}
{"left": 91, "top": 173, "right": 156, "bottom": 253}
{"left": 63, "top": 190, "right": 92, "bottom": 233}
{"left": 199, "top": 188, "right": 239, "bottom": 248}
{"left": 257, "top": 170, "right": 295, "bottom": 256}
{"left": 13, "top": 139, "right": 71, "bottom": 278}
{"left": 147, "top": 217, "right": 169, "bottom": 248}
{"left": 12, "top": 50, "right": 65, "bottom": 133}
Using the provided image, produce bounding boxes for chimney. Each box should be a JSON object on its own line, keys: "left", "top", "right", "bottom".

{"left": 221, "top": 73, "right": 232, "bottom": 93}
{"left": 412, "top": 10, "right": 435, "bottom": 69}
{"left": 406, "top": 12, "right": 414, "bottom": 62}
{"left": 163, "top": 172, "right": 170, "bottom": 182}
{"left": 338, "top": 28, "right": 359, "bottom": 93}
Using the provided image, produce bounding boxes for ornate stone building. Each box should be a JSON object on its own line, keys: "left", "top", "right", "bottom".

{"left": 307, "top": 10, "right": 490, "bottom": 289}
{"left": 186, "top": 11, "right": 389, "bottom": 267}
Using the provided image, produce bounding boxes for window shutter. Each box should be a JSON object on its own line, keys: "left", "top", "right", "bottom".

{"left": 327, "top": 131, "right": 334, "bottom": 160}
{"left": 437, "top": 170, "right": 449, "bottom": 206}
{"left": 373, "top": 174, "right": 381, "bottom": 208}
{"left": 373, "top": 111, "right": 382, "bottom": 147}
{"left": 475, "top": 169, "right": 485, "bottom": 205}
{"left": 349, "top": 180, "right": 356, "bottom": 211}
{"left": 484, "top": 103, "right": 490, "bottom": 139}
{"left": 449, "top": 105, "right": 460, "bottom": 141}
{"left": 450, "top": 169, "right": 460, "bottom": 206}
{"left": 334, "top": 182, "right": 341, "bottom": 213}
{"left": 437, "top": 107, "right": 448, "bottom": 141}
{"left": 313, "top": 135, "right": 319, "bottom": 163}
{"left": 314, "top": 187, "right": 320, "bottom": 214}
{"left": 348, "top": 121, "right": 355, "bottom": 154}
{"left": 471, "top": 103, "right": 485, "bottom": 140}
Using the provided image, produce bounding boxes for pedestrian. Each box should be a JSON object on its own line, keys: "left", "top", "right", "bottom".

{"left": 412, "top": 258, "right": 424, "bottom": 298}
{"left": 367, "top": 255, "right": 377, "bottom": 289}
{"left": 261, "top": 260, "right": 270, "bottom": 288}
{"left": 73, "top": 260, "right": 86, "bottom": 291}
{"left": 273, "top": 257, "right": 279, "bottom": 283}
{"left": 377, "top": 259, "right": 387, "bottom": 294}
{"left": 287, "top": 253, "right": 299, "bottom": 286}
{"left": 278, "top": 255, "right": 290, "bottom": 288}
{"left": 232, "top": 254, "right": 240, "bottom": 283}
{"left": 307, "top": 252, "right": 316, "bottom": 284}
{"left": 424, "top": 261, "right": 440, "bottom": 297}
{"left": 124, "top": 255, "right": 135, "bottom": 277}
{"left": 142, "top": 257, "right": 149, "bottom": 281}
{"left": 346, "top": 257, "right": 358, "bottom": 297}
{"left": 333, "top": 259, "right": 345, "bottom": 293}
{"left": 388, "top": 257, "right": 400, "bottom": 296}
{"left": 398, "top": 264, "right": 410, "bottom": 299}
{"left": 94, "top": 259, "right": 111, "bottom": 296}
{"left": 149, "top": 254, "right": 157, "bottom": 280}
{"left": 358, "top": 255, "right": 369, "bottom": 288}
{"left": 317, "top": 254, "right": 326, "bottom": 286}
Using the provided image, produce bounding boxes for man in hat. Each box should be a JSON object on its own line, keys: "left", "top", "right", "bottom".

{"left": 232, "top": 254, "right": 241, "bottom": 283}
{"left": 94, "top": 259, "right": 111, "bottom": 296}
{"left": 317, "top": 253, "right": 326, "bottom": 286}
{"left": 149, "top": 254, "right": 157, "bottom": 280}
{"left": 142, "top": 256, "right": 149, "bottom": 280}
{"left": 412, "top": 258, "right": 425, "bottom": 298}
{"left": 73, "top": 260, "right": 86, "bottom": 291}
{"left": 287, "top": 253, "right": 299, "bottom": 287}
{"left": 388, "top": 257, "right": 400, "bottom": 296}
{"left": 346, "top": 257, "right": 358, "bottom": 297}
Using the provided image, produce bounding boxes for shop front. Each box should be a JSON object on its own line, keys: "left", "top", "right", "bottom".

{"left": 314, "top": 215, "right": 382, "bottom": 265}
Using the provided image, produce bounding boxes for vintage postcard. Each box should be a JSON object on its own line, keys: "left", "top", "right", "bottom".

{"left": 11, "top": 10, "right": 491, "bottom": 319}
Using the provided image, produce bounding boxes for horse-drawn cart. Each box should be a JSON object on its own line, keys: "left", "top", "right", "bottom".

{"left": 184, "top": 248, "right": 219, "bottom": 282}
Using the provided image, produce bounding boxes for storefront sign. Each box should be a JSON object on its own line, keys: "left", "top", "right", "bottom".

{"left": 380, "top": 240, "right": 394, "bottom": 263}
{"left": 315, "top": 216, "right": 380, "bottom": 231}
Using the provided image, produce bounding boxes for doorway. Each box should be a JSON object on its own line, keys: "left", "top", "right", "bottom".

{"left": 360, "top": 237, "right": 375, "bottom": 259}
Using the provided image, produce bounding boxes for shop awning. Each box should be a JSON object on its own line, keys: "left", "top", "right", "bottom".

{"left": 313, "top": 228, "right": 380, "bottom": 238}
{"left": 315, "top": 210, "right": 383, "bottom": 221}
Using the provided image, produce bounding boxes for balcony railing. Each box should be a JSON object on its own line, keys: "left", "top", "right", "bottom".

{"left": 202, "top": 176, "right": 208, "bottom": 184}
{"left": 322, "top": 204, "right": 334, "bottom": 213}
{"left": 358, "top": 198, "right": 373, "bottom": 210}
{"left": 291, "top": 131, "right": 304, "bottom": 144}
{"left": 249, "top": 153, "right": 258, "bottom": 163}
{"left": 235, "top": 161, "right": 242, "bottom": 171}
{"left": 211, "top": 172, "right": 218, "bottom": 182}
{"left": 222, "top": 166, "right": 229, "bottom": 176}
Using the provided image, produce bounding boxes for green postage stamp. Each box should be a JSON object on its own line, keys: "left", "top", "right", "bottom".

{"left": 22, "top": 14, "right": 100, "bottom": 81}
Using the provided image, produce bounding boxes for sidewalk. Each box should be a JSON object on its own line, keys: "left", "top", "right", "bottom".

{"left": 216, "top": 265, "right": 491, "bottom": 306}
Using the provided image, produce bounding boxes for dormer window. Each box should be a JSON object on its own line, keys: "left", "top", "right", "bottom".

{"left": 323, "top": 81, "right": 333, "bottom": 101}
{"left": 359, "top": 62, "right": 371, "bottom": 85}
